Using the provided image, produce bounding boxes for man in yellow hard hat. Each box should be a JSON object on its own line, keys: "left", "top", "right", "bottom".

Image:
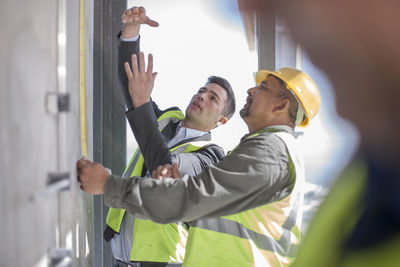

{"left": 77, "top": 66, "right": 321, "bottom": 266}
{"left": 238, "top": 1, "right": 400, "bottom": 267}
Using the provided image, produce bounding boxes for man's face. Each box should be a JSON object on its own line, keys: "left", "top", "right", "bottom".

{"left": 240, "top": 75, "right": 283, "bottom": 126}
{"left": 185, "top": 83, "right": 228, "bottom": 131}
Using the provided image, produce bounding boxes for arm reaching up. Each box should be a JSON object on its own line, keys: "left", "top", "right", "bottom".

{"left": 118, "top": 6, "right": 159, "bottom": 109}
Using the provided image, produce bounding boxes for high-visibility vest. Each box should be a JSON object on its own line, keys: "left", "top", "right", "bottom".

{"left": 293, "top": 160, "right": 400, "bottom": 267}
{"left": 106, "top": 110, "right": 212, "bottom": 263}
{"left": 182, "top": 130, "right": 305, "bottom": 267}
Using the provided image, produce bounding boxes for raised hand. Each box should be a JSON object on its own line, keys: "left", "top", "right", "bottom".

{"left": 121, "top": 6, "right": 159, "bottom": 39}
{"left": 124, "top": 52, "right": 158, "bottom": 108}
{"left": 152, "top": 163, "right": 181, "bottom": 179}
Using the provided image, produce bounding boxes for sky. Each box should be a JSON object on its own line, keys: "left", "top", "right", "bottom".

{"left": 125, "top": 0, "right": 256, "bottom": 156}
{"left": 125, "top": 0, "right": 360, "bottom": 229}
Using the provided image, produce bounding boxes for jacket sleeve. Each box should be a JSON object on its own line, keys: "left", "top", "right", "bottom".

{"left": 172, "top": 144, "right": 225, "bottom": 177}
{"left": 104, "top": 133, "right": 295, "bottom": 224}
{"left": 118, "top": 38, "right": 139, "bottom": 110}
{"left": 126, "top": 102, "right": 224, "bottom": 175}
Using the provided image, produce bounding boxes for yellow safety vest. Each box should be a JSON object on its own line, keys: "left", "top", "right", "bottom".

{"left": 183, "top": 131, "right": 305, "bottom": 267}
{"left": 106, "top": 110, "right": 211, "bottom": 263}
{"left": 293, "top": 160, "right": 400, "bottom": 267}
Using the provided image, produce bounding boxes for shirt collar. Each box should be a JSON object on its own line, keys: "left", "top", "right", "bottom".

{"left": 242, "top": 125, "right": 294, "bottom": 141}
{"left": 176, "top": 122, "right": 208, "bottom": 138}
{"left": 168, "top": 122, "right": 209, "bottom": 148}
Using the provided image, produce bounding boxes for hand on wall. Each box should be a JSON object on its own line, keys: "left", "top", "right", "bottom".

{"left": 77, "top": 157, "right": 111, "bottom": 195}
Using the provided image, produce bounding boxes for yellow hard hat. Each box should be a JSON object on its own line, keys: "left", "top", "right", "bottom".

{"left": 256, "top": 67, "right": 321, "bottom": 127}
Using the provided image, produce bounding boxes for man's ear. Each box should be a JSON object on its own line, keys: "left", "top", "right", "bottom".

{"left": 273, "top": 99, "right": 290, "bottom": 113}
{"left": 217, "top": 116, "right": 228, "bottom": 126}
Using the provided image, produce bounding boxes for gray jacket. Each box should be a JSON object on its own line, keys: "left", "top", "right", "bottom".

{"left": 104, "top": 126, "right": 295, "bottom": 223}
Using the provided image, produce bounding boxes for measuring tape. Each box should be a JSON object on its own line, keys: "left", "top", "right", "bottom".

{"left": 79, "top": 0, "right": 88, "bottom": 158}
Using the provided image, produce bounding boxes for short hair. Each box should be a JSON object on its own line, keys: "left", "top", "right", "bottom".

{"left": 274, "top": 76, "right": 300, "bottom": 128}
{"left": 206, "top": 76, "right": 236, "bottom": 120}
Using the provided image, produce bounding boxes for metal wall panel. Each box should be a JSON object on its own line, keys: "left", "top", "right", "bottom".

{"left": 93, "top": 1, "right": 127, "bottom": 266}
{"left": 57, "top": 0, "right": 94, "bottom": 266}
{"left": 0, "top": 0, "right": 59, "bottom": 265}
{"left": 0, "top": 0, "right": 95, "bottom": 266}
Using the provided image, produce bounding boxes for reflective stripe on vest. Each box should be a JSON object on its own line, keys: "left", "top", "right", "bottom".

{"left": 130, "top": 141, "right": 211, "bottom": 263}
{"left": 183, "top": 130, "right": 304, "bottom": 267}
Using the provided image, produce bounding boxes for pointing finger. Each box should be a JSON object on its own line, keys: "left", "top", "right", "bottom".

{"left": 145, "top": 18, "right": 159, "bottom": 27}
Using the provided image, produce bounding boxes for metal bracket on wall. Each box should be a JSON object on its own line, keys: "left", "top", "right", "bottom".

{"left": 46, "top": 172, "right": 71, "bottom": 192}
{"left": 48, "top": 248, "right": 73, "bottom": 267}
{"left": 30, "top": 172, "right": 71, "bottom": 201}
{"left": 45, "top": 92, "right": 70, "bottom": 114}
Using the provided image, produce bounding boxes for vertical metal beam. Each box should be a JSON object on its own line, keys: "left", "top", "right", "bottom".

{"left": 93, "top": 0, "right": 126, "bottom": 266}
{"left": 275, "top": 15, "right": 298, "bottom": 69}
{"left": 256, "top": 11, "right": 276, "bottom": 70}
{"left": 256, "top": 12, "right": 299, "bottom": 70}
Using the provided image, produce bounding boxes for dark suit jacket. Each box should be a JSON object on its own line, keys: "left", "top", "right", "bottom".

{"left": 117, "top": 37, "right": 225, "bottom": 178}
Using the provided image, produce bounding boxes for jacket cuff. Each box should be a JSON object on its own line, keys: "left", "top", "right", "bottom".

{"left": 126, "top": 101, "right": 158, "bottom": 128}
{"left": 104, "top": 175, "right": 127, "bottom": 208}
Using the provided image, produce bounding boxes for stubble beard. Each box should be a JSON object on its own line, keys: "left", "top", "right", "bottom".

{"left": 239, "top": 107, "right": 249, "bottom": 118}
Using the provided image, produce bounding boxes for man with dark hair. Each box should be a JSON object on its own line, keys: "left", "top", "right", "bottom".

{"left": 206, "top": 76, "right": 236, "bottom": 121}
{"left": 102, "top": 6, "right": 236, "bottom": 267}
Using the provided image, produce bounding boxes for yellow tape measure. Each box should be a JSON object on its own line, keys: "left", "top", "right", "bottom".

{"left": 79, "top": 0, "right": 88, "bottom": 158}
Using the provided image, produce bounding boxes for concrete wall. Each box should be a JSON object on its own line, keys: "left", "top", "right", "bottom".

{"left": 0, "top": 0, "right": 94, "bottom": 266}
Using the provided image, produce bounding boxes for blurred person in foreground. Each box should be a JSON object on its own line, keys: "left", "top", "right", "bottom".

{"left": 78, "top": 65, "right": 321, "bottom": 266}
{"left": 238, "top": 0, "right": 400, "bottom": 266}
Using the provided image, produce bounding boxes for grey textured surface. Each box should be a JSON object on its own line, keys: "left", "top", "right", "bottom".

{"left": 0, "top": 0, "right": 94, "bottom": 266}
